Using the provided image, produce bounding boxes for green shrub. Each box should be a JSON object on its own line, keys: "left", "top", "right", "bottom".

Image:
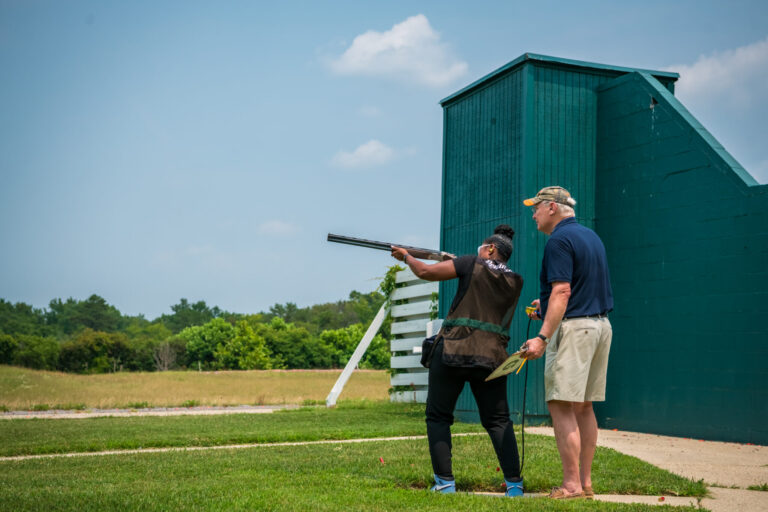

{"left": 0, "top": 333, "right": 19, "bottom": 364}
{"left": 58, "top": 329, "right": 131, "bottom": 373}
{"left": 180, "top": 318, "right": 234, "bottom": 369}
{"left": 13, "top": 334, "right": 59, "bottom": 370}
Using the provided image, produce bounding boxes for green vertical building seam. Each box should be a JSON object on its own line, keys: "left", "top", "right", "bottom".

{"left": 519, "top": 62, "right": 547, "bottom": 416}
{"left": 438, "top": 105, "right": 449, "bottom": 317}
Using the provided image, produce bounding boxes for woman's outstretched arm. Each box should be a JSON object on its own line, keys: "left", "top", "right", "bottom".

{"left": 391, "top": 246, "right": 457, "bottom": 282}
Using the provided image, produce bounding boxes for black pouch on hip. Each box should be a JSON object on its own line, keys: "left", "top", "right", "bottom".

{"left": 420, "top": 335, "right": 440, "bottom": 368}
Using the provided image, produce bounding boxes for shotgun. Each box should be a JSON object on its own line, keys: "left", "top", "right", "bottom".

{"left": 327, "top": 233, "right": 456, "bottom": 262}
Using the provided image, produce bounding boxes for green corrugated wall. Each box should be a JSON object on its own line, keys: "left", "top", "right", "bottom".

{"left": 594, "top": 72, "right": 768, "bottom": 444}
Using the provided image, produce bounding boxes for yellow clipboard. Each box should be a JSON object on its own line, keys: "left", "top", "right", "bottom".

{"left": 485, "top": 350, "right": 528, "bottom": 381}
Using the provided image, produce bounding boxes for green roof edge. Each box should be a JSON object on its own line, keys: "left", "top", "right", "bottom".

{"left": 633, "top": 72, "right": 760, "bottom": 188}
{"left": 439, "top": 53, "right": 680, "bottom": 106}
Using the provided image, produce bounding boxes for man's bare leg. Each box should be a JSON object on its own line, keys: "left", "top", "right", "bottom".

{"left": 547, "top": 400, "right": 582, "bottom": 494}
{"left": 574, "top": 401, "right": 597, "bottom": 490}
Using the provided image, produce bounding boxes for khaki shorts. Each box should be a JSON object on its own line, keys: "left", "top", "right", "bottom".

{"left": 544, "top": 317, "right": 612, "bottom": 402}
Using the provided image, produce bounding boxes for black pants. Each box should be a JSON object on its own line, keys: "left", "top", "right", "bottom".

{"left": 425, "top": 341, "right": 520, "bottom": 481}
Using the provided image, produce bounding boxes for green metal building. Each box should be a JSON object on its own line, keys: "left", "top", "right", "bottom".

{"left": 438, "top": 53, "right": 768, "bottom": 444}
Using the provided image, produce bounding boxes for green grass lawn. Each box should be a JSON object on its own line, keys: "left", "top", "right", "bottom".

{"left": 0, "top": 402, "right": 484, "bottom": 456}
{"left": 0, "top": 402, "right": 707, "bottom": 511}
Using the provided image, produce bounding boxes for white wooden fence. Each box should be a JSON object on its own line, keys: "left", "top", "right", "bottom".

{"left": 389, "top": 268, "right": 438, "bottom": 403}
{"left": 326, "top": 267, "right": 440, "bottom": 407}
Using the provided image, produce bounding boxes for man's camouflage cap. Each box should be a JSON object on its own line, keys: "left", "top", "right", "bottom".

{"left": 523, "top": 186, "right": 576, "bottom": 207}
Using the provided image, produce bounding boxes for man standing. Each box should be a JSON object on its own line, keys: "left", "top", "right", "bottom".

{"left": 521, "top": 186, "right": 614, "bottom": 500}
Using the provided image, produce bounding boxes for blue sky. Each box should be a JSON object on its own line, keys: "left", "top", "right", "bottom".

{"left": 1, "top": 0, "right": 767, "bottom": 319}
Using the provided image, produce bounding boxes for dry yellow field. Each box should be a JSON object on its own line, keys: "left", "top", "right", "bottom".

{"left": 0, "top": 365, "right": 390, "bottom": 409}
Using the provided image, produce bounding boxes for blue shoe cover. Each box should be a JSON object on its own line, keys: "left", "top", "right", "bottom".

{"left": 505, "top": 477, "right": 523, "bottom": 497}
{"left": 430, "top": 474, "right": 456, "bottom": 493}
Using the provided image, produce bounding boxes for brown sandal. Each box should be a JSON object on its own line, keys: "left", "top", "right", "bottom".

{"left": 548, "top": 487, "right": 585, "bottom": 499}
{"left": 583, "top": 486, "right": 594, "bottom": 500}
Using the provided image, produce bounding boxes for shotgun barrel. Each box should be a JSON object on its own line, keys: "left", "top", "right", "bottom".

{"left": 327, "top": 233, "right": 456, "bottom": 262}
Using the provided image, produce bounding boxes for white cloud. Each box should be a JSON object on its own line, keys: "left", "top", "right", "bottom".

{"left": 666, "top": 36, "right": 768, "bottom": 109}
{"left": 331, "top": 139, "right": 394, "bottom": 169}
{"left": 257, "top": 220, "right": 298, "bottom": 236}
{"left": 329, "top": 14, "right": 468, "bottom": 87}
{"left": 664, "top": 37, "right": 768, "bottom": 184}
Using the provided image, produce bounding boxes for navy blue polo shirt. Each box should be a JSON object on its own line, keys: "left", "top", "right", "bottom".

{"left": 540, "top": 217, "right": 614, "bottom": 319}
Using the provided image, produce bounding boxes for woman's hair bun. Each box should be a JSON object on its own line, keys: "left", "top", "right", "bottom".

{"left": 494, "top": 224, "right": 515, "bottom": 240}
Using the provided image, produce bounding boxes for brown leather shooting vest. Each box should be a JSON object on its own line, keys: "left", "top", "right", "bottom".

{"left": 438, "top": 258, "right": 523, "bottom": 369}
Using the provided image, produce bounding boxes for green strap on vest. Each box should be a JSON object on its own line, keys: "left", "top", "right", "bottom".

{"left": 442, "top": 317, "right": 508, "bottom": 336}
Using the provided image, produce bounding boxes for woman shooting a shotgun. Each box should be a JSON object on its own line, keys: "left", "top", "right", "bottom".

{"left": 391, "top": 225, "right": 525, "bottom": 497}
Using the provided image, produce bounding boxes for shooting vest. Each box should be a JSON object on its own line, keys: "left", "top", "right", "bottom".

{"left": 439, "top": 258, "right": 523, "bottom": 369}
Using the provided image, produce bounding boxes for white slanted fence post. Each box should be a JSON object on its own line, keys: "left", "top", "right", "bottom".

{"left": 389, "top": 268, "right": 439, "bottom": 403}
{"left": 325, "top": 302, "right": 389, "bottom": 407}
{"left": 325, "top": 267, "right": 440, "bottom": 407}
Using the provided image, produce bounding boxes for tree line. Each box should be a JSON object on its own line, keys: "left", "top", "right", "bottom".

{"left": 0, "top": 291, "right": 391, "bottom": 373}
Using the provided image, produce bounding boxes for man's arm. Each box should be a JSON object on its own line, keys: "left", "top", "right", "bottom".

{"left": 391, "top": 246, "right": 457, "bottom": 281}
{"left": 522, "top": 281, "right": 570, "bottom": 359}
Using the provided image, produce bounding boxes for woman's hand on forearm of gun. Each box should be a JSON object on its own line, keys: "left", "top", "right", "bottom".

{"left": 390, "top": 246, "right": 457, "bottom": 282}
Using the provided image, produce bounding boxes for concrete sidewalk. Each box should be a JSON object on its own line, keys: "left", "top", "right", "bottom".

{"left": 0, "top": 404, "right": 299, "bottom": 420}
{"left": 528, "top": 426, "right": 768, "bottom": 512}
